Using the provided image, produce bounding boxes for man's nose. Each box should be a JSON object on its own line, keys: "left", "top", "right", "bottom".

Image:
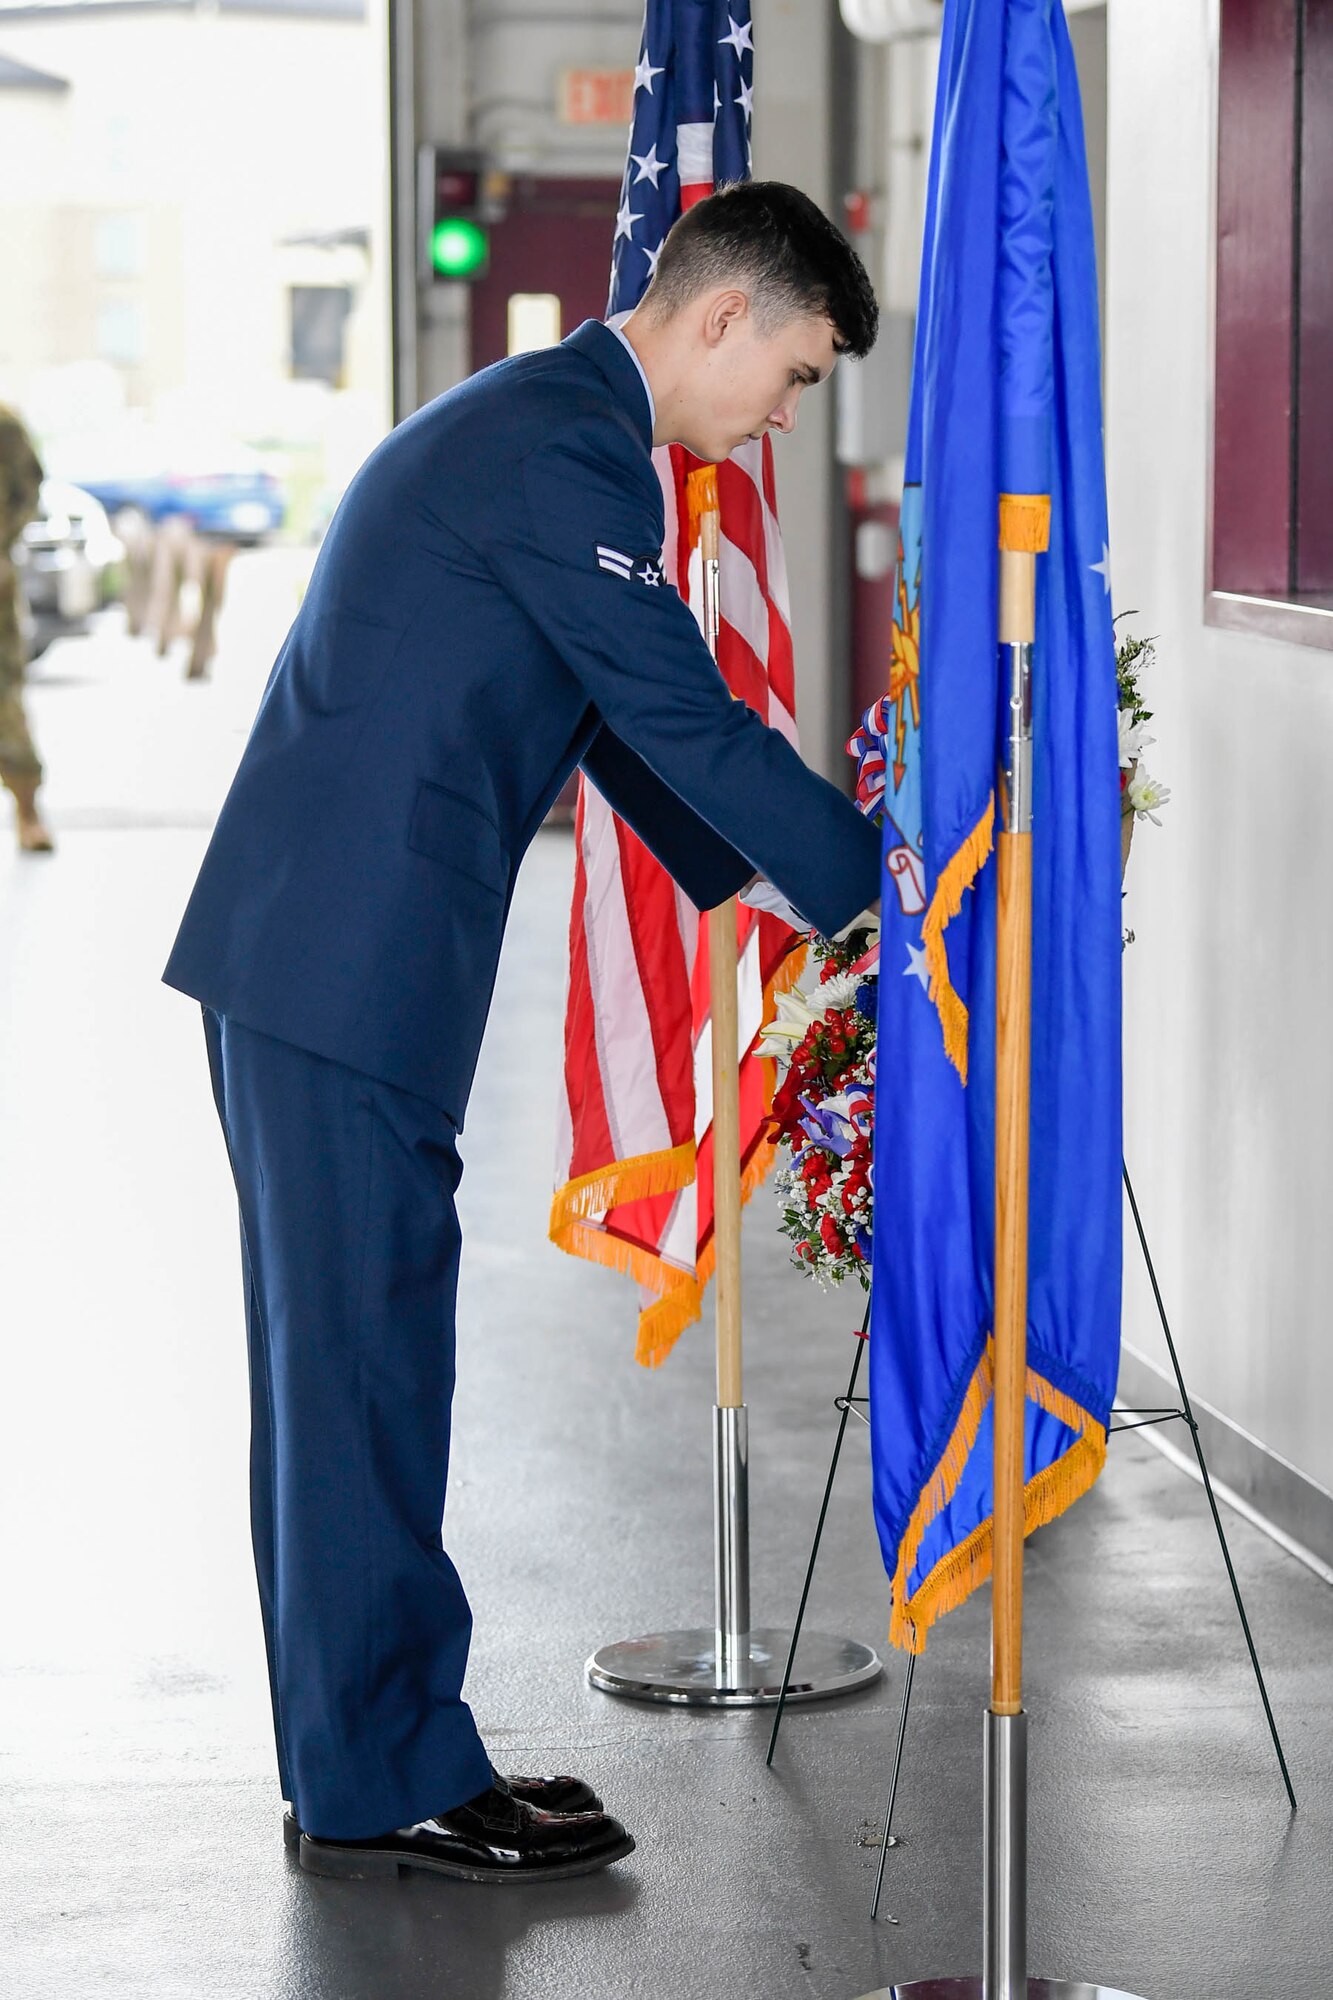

{"left": 768, "top": 392, "right": 799, "bottom": 435}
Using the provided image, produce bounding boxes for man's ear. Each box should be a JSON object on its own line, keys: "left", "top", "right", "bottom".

{"left": 701, "top": 288, "right": 750, "bottom": 348}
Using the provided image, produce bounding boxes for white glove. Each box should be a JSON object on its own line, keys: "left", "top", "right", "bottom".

{"left": 737, "top": 873, "right": 808, "bottom": 930}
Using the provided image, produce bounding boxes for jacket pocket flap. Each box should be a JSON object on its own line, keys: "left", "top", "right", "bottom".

{"left": 408, "top": 781, "right": 507, "bottom": 895}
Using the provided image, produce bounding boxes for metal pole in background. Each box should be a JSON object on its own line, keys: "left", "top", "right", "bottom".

{"left": 386, "top": 0, "right": 418, "bottom": 422}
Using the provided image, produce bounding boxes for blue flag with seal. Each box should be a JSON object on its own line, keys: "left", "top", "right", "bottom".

{"left": 857, "top": 0, "right": 1122, "bottom": 1655}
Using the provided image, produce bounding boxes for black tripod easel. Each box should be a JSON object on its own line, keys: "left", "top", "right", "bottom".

{"left": 765, "top": 1160, "right": 1298, "bottom": 1920}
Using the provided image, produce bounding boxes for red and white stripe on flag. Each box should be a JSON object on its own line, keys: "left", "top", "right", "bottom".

{"left": 550, "top": 434, "right": 806, "bottom": 1367}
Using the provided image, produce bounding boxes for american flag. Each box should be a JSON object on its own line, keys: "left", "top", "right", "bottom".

{"left": 549, "top": 0, "right": 806, "bottom": 1368}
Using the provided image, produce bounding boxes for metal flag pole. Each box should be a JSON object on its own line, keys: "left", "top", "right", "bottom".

{"left": 881, "top": 537, "right": 1150, "bottom": 2000}
{"left": 586, "top": 471, "right": 881, "bottom": 1708}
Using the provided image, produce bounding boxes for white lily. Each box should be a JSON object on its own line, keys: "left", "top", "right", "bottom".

{"left": 1126, "top": 766, "right": 1172, "bottom": 824}
{"left": 756, "top": 983, "right": 824, "bottom": 1059}
{"left": 1117, "top": 707, "right": 1156, "bottom": 769}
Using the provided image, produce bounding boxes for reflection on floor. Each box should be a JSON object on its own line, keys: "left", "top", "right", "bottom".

{"left": 2, "top": 565, "right": 1330, "bottom": 1999}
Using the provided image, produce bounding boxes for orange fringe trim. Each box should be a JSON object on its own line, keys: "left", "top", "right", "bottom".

{"left": 632, "top": 1122, "right": 786, "bottom": 1368}
{"left": 549, "top": 940, "right": 809, "bottom": 1370}
{"left": 685, "top": 464, "right": 719, "bottom": 532}
{"left": 888, "top": 1336, "right": 1107, "bottom": 1656}
{"left": 549, "top": 1139, "right": 696, "bottom": 1236}
{"left": 920, "top": 797, "right": 994, "bottom": 1083}
{"left": 998, "top": 492, "right": 1051, "bottom": 553}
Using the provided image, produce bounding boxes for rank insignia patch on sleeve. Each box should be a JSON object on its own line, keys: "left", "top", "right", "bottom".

{"left": 597, "top": 545, "right": 665, "bottom": 588}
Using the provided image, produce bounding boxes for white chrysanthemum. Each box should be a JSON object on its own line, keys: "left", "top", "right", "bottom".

{"left": 815, "top": 971, "right": 865, "bottom": 1015}
{"left": 1117, "top": 707, "right": 1156, "bottom": 769}
{"left": 1126, "top": 766, "right": 1172, "bottom": 824}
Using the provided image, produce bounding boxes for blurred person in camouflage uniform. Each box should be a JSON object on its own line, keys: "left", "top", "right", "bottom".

{"left": 0, "top": 403, "right": 53, "bottom": 854}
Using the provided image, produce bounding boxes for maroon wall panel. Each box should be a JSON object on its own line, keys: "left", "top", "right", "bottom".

{"left": 1296, "top": 1, "right": 1333, "bottom": 592}
{"left": 1214, "top": 0, "right": 1296, "bottom": 595}
{"left": 468, "top": 177, "right": 622, "bottom": 376}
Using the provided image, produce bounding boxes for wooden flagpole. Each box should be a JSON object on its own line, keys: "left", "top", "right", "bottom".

{"left": 698, "top": 485, "right": 750, "bottom": 1682}
{"left": 992, "top": 542, "right": 1036, "bottom": 1728}
{"left": 699, "top": 499, "right": 745, "bottom": 1418}
{"left": 868, "top": 528, "right": 1153, "bottom": 2000}
{"left": 980, "top": 531, "right": 1038, "bottom": 1998}
{"left": 583, "top": 466, "right": 881, "bottom": 1709}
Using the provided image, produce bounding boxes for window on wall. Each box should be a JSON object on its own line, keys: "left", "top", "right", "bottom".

{"left": 506, "top": 293, "right": 561, "bottom": 356}
{"left": 1213, "top": 0, "right": 1333, "bottom": 624}
{"left": 95, "top": 213, "right": 148, "bottom": 279}
{"left": 96, "top": 300, "right": 144, "bottom": 366}
{"left": 290, "top": 286, "right": 352, "bottom": 386}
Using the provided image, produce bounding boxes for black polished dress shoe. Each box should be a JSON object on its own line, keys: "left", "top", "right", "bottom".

{"left": 493, "top": 1768, "right": 603, "bottom": 1815}
{"left": 292, "top": 1782, "right": 634, "bottom": 1883}
{"left": 281, "top": 1769, "right": 604, "bottom": 1852}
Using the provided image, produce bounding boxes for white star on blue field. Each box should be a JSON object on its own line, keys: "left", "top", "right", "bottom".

{"left": 609, "top": 0, "right": 755, "bottom": 316}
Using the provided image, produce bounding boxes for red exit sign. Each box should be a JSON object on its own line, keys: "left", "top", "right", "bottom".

{"left": 558, "top": 69, "right": 635, "bottom": 126}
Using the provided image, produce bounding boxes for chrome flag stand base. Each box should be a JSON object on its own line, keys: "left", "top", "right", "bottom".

{"left": 586, "top": 1624, "right": 882, "bottom": 1707}
{"left": 856, "top": 1982, "right": 1150, "bottom": 1998}
{"left": 588, "top": 1405, "right": 882, "bottom": 1706}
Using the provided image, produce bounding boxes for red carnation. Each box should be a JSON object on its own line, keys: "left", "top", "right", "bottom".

{"left": 819, "top": 1214, "right": 843, "bottom": 1254}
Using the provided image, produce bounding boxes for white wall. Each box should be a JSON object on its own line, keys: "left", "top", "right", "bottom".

{"left": 1107, "top": 0, "right": 1333, "bottom": 1496}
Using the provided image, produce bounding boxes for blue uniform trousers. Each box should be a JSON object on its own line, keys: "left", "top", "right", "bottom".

{"left": 202, "top": 1009, "right": 494, "bottom": 1839}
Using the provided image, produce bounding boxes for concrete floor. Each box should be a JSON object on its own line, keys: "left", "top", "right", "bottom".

{"left": 2, "top": 563, "right": 1331, "bottom": 2000}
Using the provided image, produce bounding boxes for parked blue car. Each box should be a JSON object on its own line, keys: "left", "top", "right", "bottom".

{"left": 76, "top": 455, "right": 285, "bottom": 544}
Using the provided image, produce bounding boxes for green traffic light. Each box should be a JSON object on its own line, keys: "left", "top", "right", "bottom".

{"left": 431, "top": 217, "right": 488, "bottom": 278}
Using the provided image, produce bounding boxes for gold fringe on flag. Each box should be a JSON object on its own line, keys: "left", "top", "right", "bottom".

{"left": 920, "top": 796, "right": 995, "bottom": 1083}
{"left": 887, "top": 1335, "right": 1107, "bottom": 1655}
{"left": 548, "top": 940, "right": 808, "bottom": 1369}
{"left": 548, "top": 1140, "right": 697, "bottom": 1232}
{"left": 998, "top": 491, "right": 1052, "bottom": 553}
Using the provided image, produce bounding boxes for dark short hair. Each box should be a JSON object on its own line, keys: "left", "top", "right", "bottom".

{"left": 642, "top": 181, "right": 878, "bottom": 358}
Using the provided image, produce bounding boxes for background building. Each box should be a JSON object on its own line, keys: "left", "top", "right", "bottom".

{"left": 0, "top": 0, "right": 390, "bottom": 533}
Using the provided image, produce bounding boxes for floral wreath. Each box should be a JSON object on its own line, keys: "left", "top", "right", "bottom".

{"left": 763, "top": 619, "right": 1168, "bottom": 1288}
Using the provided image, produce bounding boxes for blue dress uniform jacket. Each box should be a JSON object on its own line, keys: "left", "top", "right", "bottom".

{"left": 164, "top": 320, "right": 880, "bottom": 1127}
